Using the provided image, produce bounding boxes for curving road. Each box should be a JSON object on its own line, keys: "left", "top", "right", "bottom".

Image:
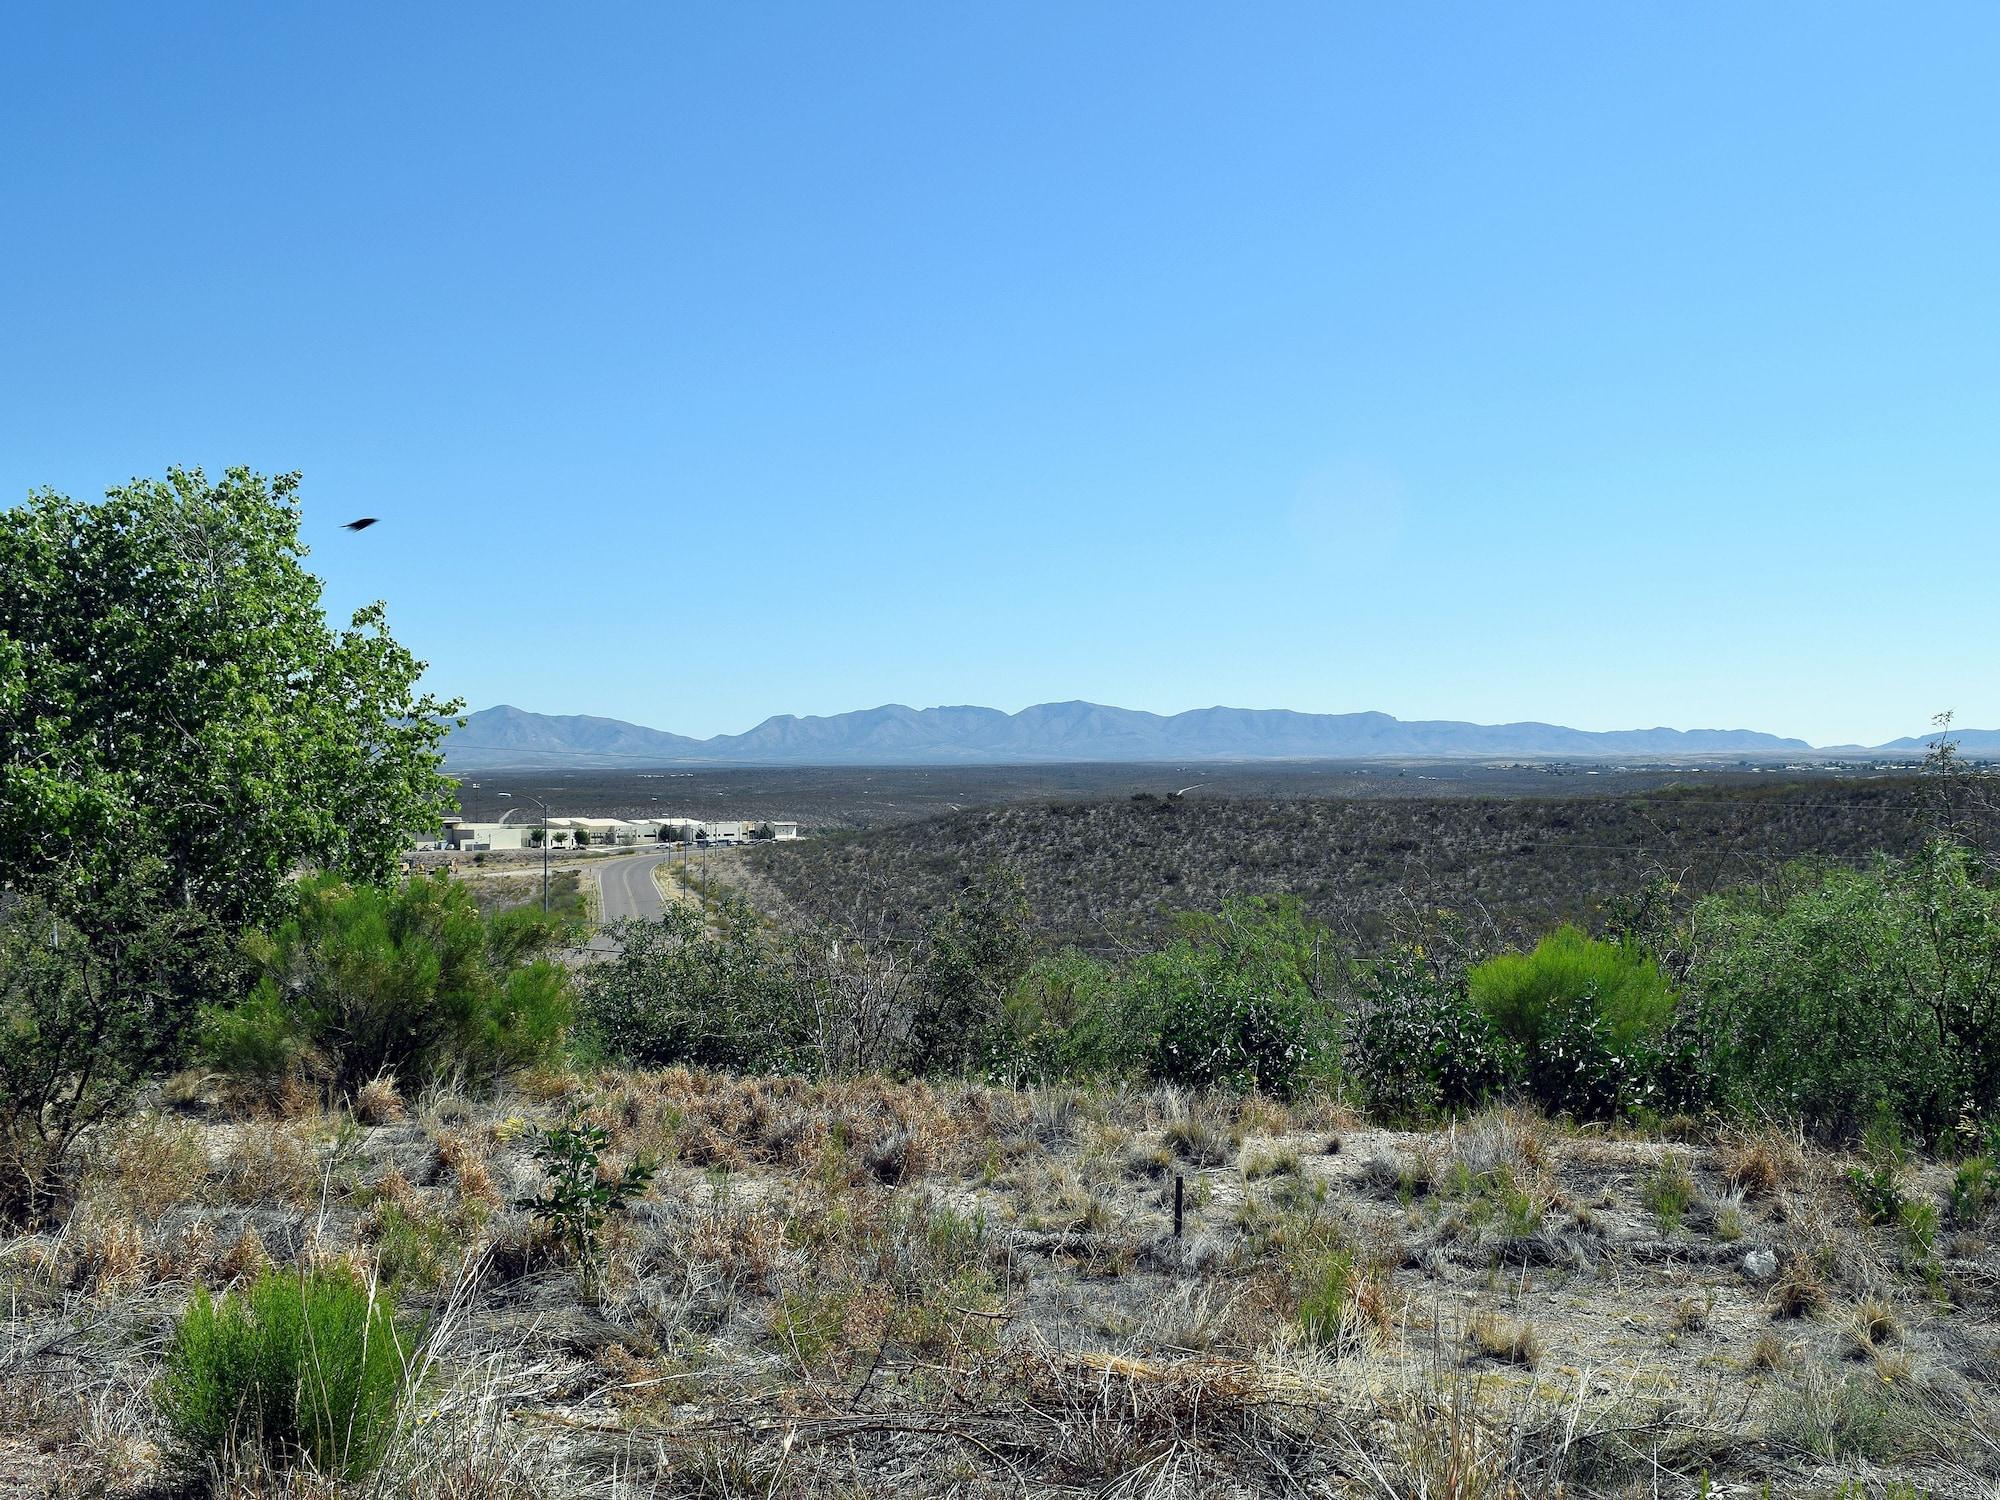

{"left": 595, "top": 847, "right": 678, "bottom": 924}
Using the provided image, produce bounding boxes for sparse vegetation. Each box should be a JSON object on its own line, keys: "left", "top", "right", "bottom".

{"left": 5, "top": 472, "right": 1998, "bottom": 1495}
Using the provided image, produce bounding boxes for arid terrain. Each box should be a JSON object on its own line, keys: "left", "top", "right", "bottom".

{"left": 736, "top": 778, "right": 1990, "bottom": 952}
{"left": 5, "top": 1069, "right": 1997, "bottom": 1499}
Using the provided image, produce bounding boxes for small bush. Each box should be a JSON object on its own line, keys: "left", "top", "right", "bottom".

{"left": 1473, "top": 925, "right": 1676, "bottom": 1051}
{"left": 986, "top": 949, "right": 1131, "bottom": 1085}
{"left": 1641, "top": 1152, "right": 1697, "bottom": 1234}
{"left": 1689, "top": 843, "right": 2000, "bottom": 1145}
{"left": 1468, "top": 926, "right": 1690, "bottom": 1120}
{"left": 1950, "top": 1154, "right": 1994, "bottom": 1223}
{"left": 580, "top": 900, "right": 808, "bottom": 1073}
{"left": 1126, "top": 898, "right": 1340, "bottom": 1097}
{"left": 1467, "top": 1309, "right": 1539, "bottom": 1366}
{"left": 207, "top": 874, "right": 571, "bottom": 1092}
{"left": 0, "top": 876, "right": 233, "bottom": 1221}
{"left": 154, "top": 1268, "right": 414, "bottom": 1481}
{"left": 1347, "top": 947, "right": 1515, "bottom": 1123}
{"left": 515, "top": 1106, "right": 656, "bottom": 1262}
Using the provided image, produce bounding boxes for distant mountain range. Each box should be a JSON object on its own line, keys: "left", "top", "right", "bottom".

{"left": 431, "top": 702, "right": 1974, "bottom": 769}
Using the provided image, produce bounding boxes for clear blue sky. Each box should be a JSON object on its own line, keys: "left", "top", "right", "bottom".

{"left": 5, "top": 5, "right": 1996, "bottom": 747}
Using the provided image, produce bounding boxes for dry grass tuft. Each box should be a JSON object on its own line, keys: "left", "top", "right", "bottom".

{"left": 354, "top": 1071, "right": 406, "bottom": 1125}
{"left": 68, "top": 1214, "right": 146, "bottom": 1294}
{"left": 1717, "top": 1122, "right": 1804, "bottom": 1200}
{"left": 1466, "top": 1309, "right": 1539, "bottom": 1367}
{"left": 217, "top": 1225, "right": 270, "bottom": 1283}
{"left": 1748, "top": 1329, "right": 1789, "bottom": 1371}
{"left": 1844, "top": 1295, "right": 1902, "bottom": 1357}
{"left": 217, "top": 1120, "right": 319, "bottom": 1207}
{"left": 87, "top": 1113, "right": 209, "bottom": 1220}
{"left": 1772, "top": 1256, "right": 1829, "bottom": 1319}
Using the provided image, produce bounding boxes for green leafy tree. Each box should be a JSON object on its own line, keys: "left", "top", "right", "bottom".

{"left": 0, "top": 466, "right": 461, "bottom": 932}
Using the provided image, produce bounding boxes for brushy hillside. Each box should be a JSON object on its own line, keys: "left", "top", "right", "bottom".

{"left": 6, "top": 1072, "right": 1998, "bottom": 1499}
{"left": 744, "top": 780, "right": 1979, "bottom": 951}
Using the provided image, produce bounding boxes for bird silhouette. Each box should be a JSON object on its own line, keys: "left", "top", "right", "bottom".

{"left": 342, "top": 518, "right": 378, "bottom": 531}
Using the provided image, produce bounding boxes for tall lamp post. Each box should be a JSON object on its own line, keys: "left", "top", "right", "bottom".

{"left": 496, "top": 791, "right": 551, "bottom": 914}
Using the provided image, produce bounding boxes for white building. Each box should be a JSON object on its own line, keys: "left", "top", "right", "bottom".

{"left": 440, "top": 819, "right": 533, "bottom": 852}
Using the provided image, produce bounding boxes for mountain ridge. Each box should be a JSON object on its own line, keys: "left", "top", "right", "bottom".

{"left": 430, "top": 701, "right": 1950, "bottom": 769}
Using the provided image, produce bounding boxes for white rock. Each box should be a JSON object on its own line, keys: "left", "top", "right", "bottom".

{"left": 1740, "top": 1248, "right": 1779, "bottom": 1282}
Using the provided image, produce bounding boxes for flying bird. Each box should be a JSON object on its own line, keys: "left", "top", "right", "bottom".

{"left": 342, "top": 517, "right": 379, "bottom": 532}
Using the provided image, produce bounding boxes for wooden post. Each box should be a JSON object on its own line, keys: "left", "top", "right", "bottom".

{"left": 1173, "top": 1174, "right": 1185, "bottom": 1239}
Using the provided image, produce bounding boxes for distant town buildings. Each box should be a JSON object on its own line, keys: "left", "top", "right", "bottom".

{"left": 431, "top": 815, "right": 799, "bottom": 853}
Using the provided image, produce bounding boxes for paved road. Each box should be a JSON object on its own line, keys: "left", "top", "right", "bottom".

{"left": 595, "top": 847, "right": 679, "bottom": 924}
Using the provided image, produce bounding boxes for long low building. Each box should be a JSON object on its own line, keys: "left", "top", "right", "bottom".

{"left": 431, "top": 815, "right": 800, "bottom": 851}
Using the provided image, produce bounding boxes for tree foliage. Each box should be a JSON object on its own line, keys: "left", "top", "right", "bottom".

{"left": 0, "top": 865, "right": 234, "bottom": 1219}
{"left": 0, "top": 466, "right": 460, "bottom": 931}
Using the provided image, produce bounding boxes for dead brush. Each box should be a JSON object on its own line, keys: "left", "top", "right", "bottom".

{"left": 1716, "top": 1121, "right": 1804, "bottom": 1200}
{"left": 1235, "top": 1092, "right": 1294, "bottom": 1137}
{"left": 680, "top": 1190, "right": 790, "bottom": 1292}
{"left": 1012, "top": 1343, "right": 1306, "bottom": 1458}
{"left": 216, "top": 1121, "right": 319, "bottom": 1208}
{"left": 1455, "top": 1106, "right": 1558, "bottom": 1179}
{"left": 1466, "top": 1309, "right": 1539, "bottom": 1367}
{"left": 353, "top": 1071, "right": 406, "bottom": 1125}
{"left": 83, "top": 1113, "right": 209, "bottom": 1220}
{"left": 152, "top": 1219, "right": 220, "bottom": 1282}
{"left": 1772, "top": 1255, "right": 1829, "bottom": 1319}
{"left": 1353, "top": 1379, "right": 1527, "bottom": 1500}
{"left": 216, "top": 1225, "right": 270, "bottom": 1282}
{"left": 62, "top": 1213, "right": 146, "bottom": 1294}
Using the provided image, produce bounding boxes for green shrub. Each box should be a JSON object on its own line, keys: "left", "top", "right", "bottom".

{"left": 154, "top": 1269, "right": 414, "bottom": 1481}
{"left": 1951, "top": 1155, "right": 1995, "bottom": 1222}
{"left": 1689, "top": 843, "right": 2000, "bottom": 1144}
{"left": 515, "top": 1106, "right": 657, "bottom": 1262}
{"left": 1347, "top": 946, "right": 1516, "bottom": 1123}
{"left": 0, "top": 870, "right": 233, "bottom": 1221}
{"left": 580, "top": 899, "right": 807, "bottom": 1072}
{"left": 910, "top": 867, "right": 1034, "bottom": 1075}
{"left": 986, "top": 949, "right": 1132, "bottom": 1085}
{"left": 206, "top": 873, "right": 571, "bottom": 1091}
{"left": 1641, "top": 1151, "right": 1696, "bottom": 1233}
{"left": 1472, "top": 925, "right": 1677, "bottom": 1054}
{"left": 1294, "top": 1243, "right": 1357, "bottom": 1349}
{"left": 1125, "top": 897, "right": 1340, "bottom": 1097}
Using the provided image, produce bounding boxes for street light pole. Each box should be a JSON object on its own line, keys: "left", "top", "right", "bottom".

{"left": 497, "top": 791, "right": 552, "bottom": 914}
